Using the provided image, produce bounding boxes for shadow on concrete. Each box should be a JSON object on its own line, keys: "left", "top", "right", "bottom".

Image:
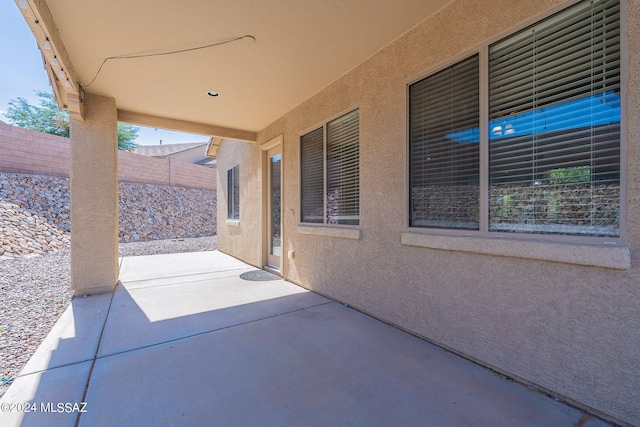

{"left": 1, "top": 251, "right": 612, "bottom": 427}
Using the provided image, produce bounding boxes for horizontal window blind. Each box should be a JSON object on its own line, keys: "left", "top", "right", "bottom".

{"left": 409, "top": 54, "right": 480, "bottom": 229}
{"left": 300, "top": 110, "right": 360, "bottom": 226}
{"left": 488, "top": 0, "right": 620, "bottom": 237}
{"left": 327, "top": 109, "right": 360, "bottom": 225}
{"left": 300, "top": 127, "right": 324, "bottom": 223}
{"left": 227, "top": 165, "right": 240, "bottom": 220}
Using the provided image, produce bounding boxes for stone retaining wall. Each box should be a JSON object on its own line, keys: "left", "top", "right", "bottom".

{"left": 410, "top": 186, "right": 479, "bottom": 226}
{"left": 0, "top": 173, "right": 216, "bottom": 258}
{"left": 410, "top": 183, "right": 619, "bottom": 235}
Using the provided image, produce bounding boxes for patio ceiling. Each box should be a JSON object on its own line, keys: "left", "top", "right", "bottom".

{"left": 18, "top": 0, "right": 453, "bottom": 140}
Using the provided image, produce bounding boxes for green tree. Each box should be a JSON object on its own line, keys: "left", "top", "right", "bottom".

{"left": 5, "top": 90, "right": 139, "bottom": 151}
{"left": 6, "top": 90, "right": 68, "bottom": 136}
{"left": 117, "top": 122, "right": 139, "bottom": 151}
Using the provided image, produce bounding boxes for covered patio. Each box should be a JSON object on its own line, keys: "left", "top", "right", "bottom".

{"left": 0, "top": 251, "right": 610, "bottom": 426}
{"left": 8, "top": 0, "right": 640, "bottom": 424}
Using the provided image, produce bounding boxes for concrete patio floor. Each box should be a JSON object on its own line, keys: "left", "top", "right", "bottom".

{"left": 0, "top": 250, "right": 613, "bottom": 427}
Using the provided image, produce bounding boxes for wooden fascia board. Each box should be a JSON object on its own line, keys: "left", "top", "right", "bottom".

{"left": 117, "top": 110, "right": 257, "bottom": 143}
{"left": 18, "top": 0, "right": 80, "bottom": 94}
{"left": 43, "top": 54, "right": 64, "bottom": 109}
{"left": 206, "top": 137, "right": 223, "bottom": 158}
{"left": 17, "top": 0, "right": 84, "bottom": 119}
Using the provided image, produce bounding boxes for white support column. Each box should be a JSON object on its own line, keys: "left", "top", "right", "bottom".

{"left": 70, "top": 93, "right": 119, "bottom": 295}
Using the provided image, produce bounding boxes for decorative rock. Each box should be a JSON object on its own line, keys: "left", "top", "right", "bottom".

{"left": 0, "top": 173, "right": 217, "bottom": 256}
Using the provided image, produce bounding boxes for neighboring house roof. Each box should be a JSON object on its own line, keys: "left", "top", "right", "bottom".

{"left": 195, "top": 157, "right": 217, "bottom": 168}
{"left": 132, "top": 142, "right": 208, "bottom": 159}
{"left": 132, "top": 141, "right": 216, "bottom": 168}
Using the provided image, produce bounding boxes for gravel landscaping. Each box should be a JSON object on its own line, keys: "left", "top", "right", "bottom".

{"left": 0, "top": 236, "right": 217, "bottom": 399}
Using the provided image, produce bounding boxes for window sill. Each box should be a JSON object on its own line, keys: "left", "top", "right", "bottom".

{"left": 226, "top": 219, "right": 240, "bottom": 227}
{"left": 401, "top": 230, "right": 630, "bottom": 270}
{"left": 297, "top": 224, "right": 361, "bottom": 240}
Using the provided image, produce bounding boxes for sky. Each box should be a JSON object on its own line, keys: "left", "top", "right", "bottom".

{"left": 0, "top": 0, "right": 207, "bottom": 146}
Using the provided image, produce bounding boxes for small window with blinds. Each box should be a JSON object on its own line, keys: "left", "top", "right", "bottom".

{"left": 300, "top": 109, "right": 360, "bottom": 226}
{"left": 301, "top": 128, "right": 324, "bottom": 223}
{"left": 409, "top": 54, "right": 480, "bottom": 229}
{"left": 408, "top": 0, "right": 620, "bottom": 239}
{"left": 488, "top": 0, "right": 620, "bottom": 237}
{"left": 227, "top": 165, "right": 240, "bottom": 220}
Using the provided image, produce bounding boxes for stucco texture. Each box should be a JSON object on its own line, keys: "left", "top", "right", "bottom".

{"left": 70, "top": 93, "right": 119, "bottom": 295}
{"left": 217, "top": 139, "right": 263, "bottom": 268}
{"left": 217, "top": 0, "right": 640, "bottom": 424}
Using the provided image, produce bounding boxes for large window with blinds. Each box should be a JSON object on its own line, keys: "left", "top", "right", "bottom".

{"left": 409, "top": 55, "right": 480, "bottom": 229}
{"left": 409, "top": 0, "right": 621, "bottom": 239}
{"left": 301, "top": 109, "right": 360, "bottom": 226}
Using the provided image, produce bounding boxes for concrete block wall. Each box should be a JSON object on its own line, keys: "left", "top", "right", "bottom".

{"left": 0, "top": 122, "right": 216, "bottom": 190}
{"left": 0, "top": 122, "right": 70, "bottom": 177}
{"left": 169, "top": 157, "right": 214, "bottom": 189}
{"left": 118, "top": 149, "right": 171, "bottom": 186}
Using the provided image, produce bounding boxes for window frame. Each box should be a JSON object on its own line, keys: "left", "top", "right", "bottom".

{"left": 298, "top": 108, "right": 361, "bottom": 237}
{"left": 408, "top": 53, "right": 481, "bottom": 231}
{"left": 404, "top": 0, "right": 627, "bottom": 248}
{"left": 227, "top": 164, "right": 240, "bottom": 221}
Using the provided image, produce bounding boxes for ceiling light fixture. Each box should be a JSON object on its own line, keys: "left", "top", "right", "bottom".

{"left": 51, "top": 56, "right": 59, "bottom": 66}
{"left": 43, "top": 38, "right": 51, "bottom": 50}
{"left": 207, "top": 91, "right": 220, "bottom": 97}
{"left": 17, "top": 0, "right": 28, "bottom": 9}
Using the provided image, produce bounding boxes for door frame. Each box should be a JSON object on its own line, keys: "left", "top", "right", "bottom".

{"left": 262, "top": 135, "right": 283, "bottom": 272}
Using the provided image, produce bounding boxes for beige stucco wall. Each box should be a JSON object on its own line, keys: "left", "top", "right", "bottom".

{"left": 70, "top": 93, "right": 119, "bottom": 296}
{"left": 217, "top": 139, "right": 263, "bottom": 268}
{"left": 217, "top": 0, "right": 640, "bottom": 424}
